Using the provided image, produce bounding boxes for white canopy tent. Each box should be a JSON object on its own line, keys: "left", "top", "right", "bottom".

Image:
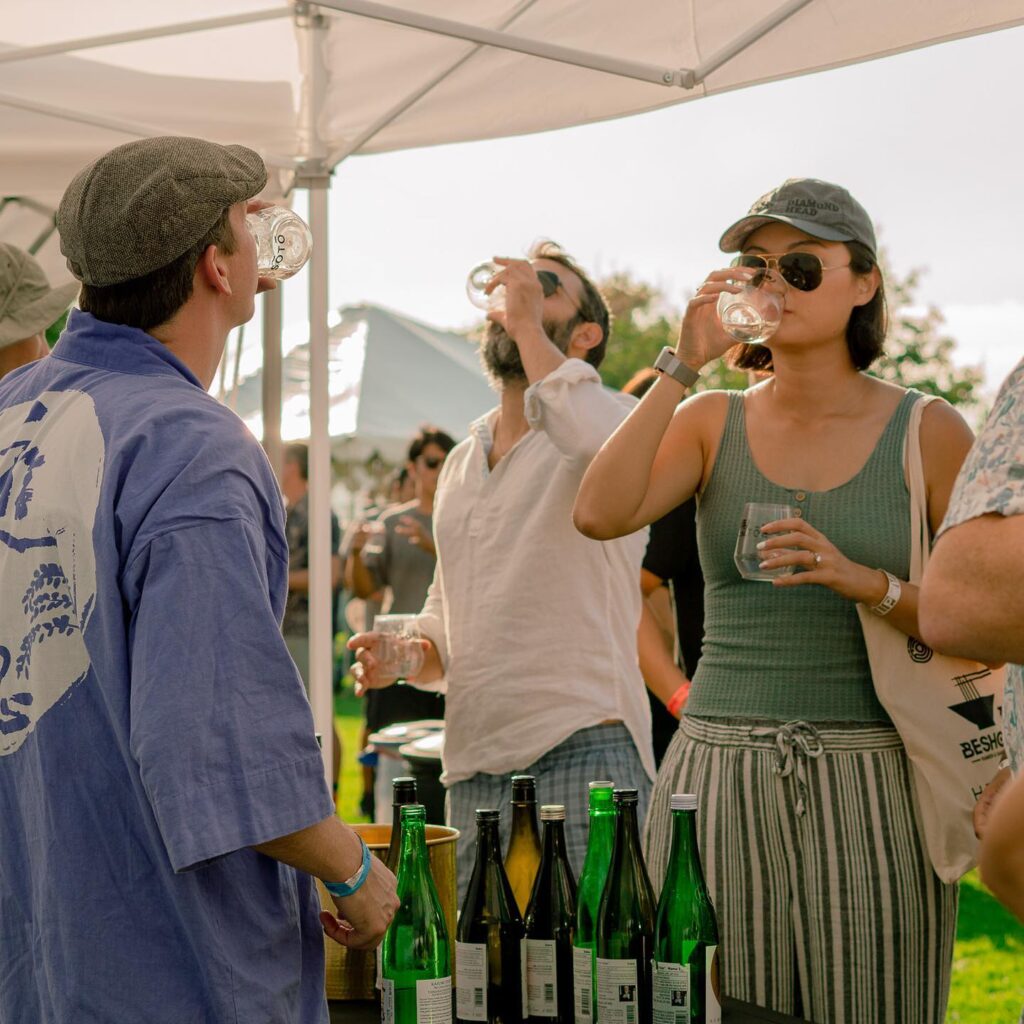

{"left": 2, "top": 0, "right": 1023, "bottom": 787}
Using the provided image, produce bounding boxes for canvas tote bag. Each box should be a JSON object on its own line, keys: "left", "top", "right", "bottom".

{"left": 857, "top": 395, "right": 1006, "bottom": 883}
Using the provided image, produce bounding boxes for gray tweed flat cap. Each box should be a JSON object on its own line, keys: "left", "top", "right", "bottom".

{"left": 0, "top": 243, "right": 79, "bottom": 347}
{"left": 57, "top": 136, "right": 268, "bottom": 287}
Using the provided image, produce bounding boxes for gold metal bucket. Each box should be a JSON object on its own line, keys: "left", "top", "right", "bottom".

{"left": 319, "top": 821, "right": 459, "bottom": 1000}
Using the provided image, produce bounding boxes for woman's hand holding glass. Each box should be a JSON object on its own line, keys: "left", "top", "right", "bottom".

{"left": 757, "top": 516, "right": 890, "bottom": 604}
{"left": 674, "top": 266, "right": 757, "bottom": 372}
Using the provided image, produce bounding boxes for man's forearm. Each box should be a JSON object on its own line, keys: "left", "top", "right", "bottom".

{"left": 979, "top": 772, "right": 1024, "bottom": 923}
{"left": 253, "top": 814, "right": 364, "bottom": 883}
{"left": 348, "top": 551, "right": 378, "bottom": 600}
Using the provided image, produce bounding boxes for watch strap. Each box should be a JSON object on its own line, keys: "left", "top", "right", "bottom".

{"left": 653, "top": 347, "right": 700, "bottom": 388}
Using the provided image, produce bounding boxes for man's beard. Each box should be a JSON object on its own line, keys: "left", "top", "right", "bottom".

{"left": 480, "top": 316, "right": 579, "bottom": 387}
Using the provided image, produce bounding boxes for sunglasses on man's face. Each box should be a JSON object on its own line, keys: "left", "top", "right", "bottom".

{"left": 536, "top": 269, "right": 583, "bottom": 316}
{"left": 731, "top": 251, "right": 850, "bottom": 292}
{"left": 421, "top": 456, "right": 445, "bottom": 469}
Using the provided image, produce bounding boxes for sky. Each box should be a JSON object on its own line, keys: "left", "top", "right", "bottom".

{"left": 251, "top": 19, "right": 1024, "bottom": 403}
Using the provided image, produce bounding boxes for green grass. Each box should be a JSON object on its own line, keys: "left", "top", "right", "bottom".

{"left": 331, "top": 688, "right": 1023, "bottom": 1020}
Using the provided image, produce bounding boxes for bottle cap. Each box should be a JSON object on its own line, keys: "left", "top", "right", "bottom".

{"left": 540, "top": 804, "right": 565, "bottom": 821}
{"left": 671, "top": 793, "right": 698, "bottom": 812}
{"left": 613, "top": 788, "right": 638, "bottom": 805}
{"left": 393, "top": 778, "right": 417, "bottom": 802}
{"left": 511, "top": 775, "right": 536, "bottom": 801}
{"left": 475, "top": 808, "right": 500, "bottom": 822}
{"left": 588, "top": 780, "right": 613, "bottom": 790}
{"left": 400, "top": 803, "right": 426, "bottom": 821}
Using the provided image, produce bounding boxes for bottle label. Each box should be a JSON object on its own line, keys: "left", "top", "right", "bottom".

{"left": 526, "top": 938, "right": 558, "bottom": 1016}
{"left": 381, "top": 978, "right": 395, "bottom": 1024}
{"left": 455, "top": 941, "right": 488, "bottom": 1021}
{"left": 417, "top": 976, "right": 453, "bottom": 1024}
{"left": 375, "top": 948, "right": 383, "bottom": 991}
{"left": 706, "top": 946, "right": 722, "bottom": 1024}
{"left": 521, "top": 938, "right": 529, "bottom": 1016}
{"left": 652, "top": 960, "right": 690, "bottom": 1024}
{"left": 596, "top": 957, "right": 639, "bottom": 1024}
{"left": 573, "top": 945, "right": 594, "bottom": 1023}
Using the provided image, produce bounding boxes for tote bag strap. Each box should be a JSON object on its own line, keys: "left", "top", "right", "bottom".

{"left": 903, "top": 394, "right": 941, "bottom": 582}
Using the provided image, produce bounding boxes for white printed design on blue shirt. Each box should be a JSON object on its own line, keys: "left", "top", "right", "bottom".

{"left": 0, "top": 391, "right": 103, "bottom": 754}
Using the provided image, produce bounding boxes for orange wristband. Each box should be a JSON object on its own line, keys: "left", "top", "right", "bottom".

{"left": 666, "top": 681, "right": 691, "bottom": 718}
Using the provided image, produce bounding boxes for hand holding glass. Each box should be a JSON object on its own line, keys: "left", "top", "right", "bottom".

{"left": 373, "top": 614, "right": 425, "bottom": 680}
{"left": 466, "top": 260, "right": 563, "bottom": 312}
{"left": 734, "top": 503, "right": 797, "bottom": 581}
{"left": 716, "top": 267, "right": 785, "bottom": 344}
{"left": 246, "top": 206, "right": 313, "bottom": 280}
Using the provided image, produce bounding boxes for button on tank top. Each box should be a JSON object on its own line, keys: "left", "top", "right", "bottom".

{"left": 685, "top": 389, "right": 920, "bottom": 724}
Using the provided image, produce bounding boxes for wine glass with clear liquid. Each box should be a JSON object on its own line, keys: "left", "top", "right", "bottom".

{"left": 466, "top": 260, "right": 504, "bottom": 311}
{"left": 716, "top": 268, "right": 785, "bottom": 344}
{"left": 246, "top": 206, "right": 313, "bottom": 280}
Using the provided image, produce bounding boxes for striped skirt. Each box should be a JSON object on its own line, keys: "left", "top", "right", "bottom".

{"left": 643, "top": 716, "right": 957, "bottom": 1024}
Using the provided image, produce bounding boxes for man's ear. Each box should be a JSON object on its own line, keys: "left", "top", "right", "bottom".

{"left": 570, "top": 320, "right": 603, "bottom": 356}
{"left": 197, "top": 243, "right": 232, "bottom": 297}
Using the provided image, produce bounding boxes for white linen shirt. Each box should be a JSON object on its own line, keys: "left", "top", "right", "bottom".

{"left": 414, "top": 358, "right": 654, "bottom": 786}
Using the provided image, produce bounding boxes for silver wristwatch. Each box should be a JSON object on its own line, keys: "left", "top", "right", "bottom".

{"left": 653, "top": 347, "right": 701, "bottom": 388}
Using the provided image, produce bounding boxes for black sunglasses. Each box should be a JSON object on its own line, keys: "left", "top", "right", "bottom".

{"left": 731, "top": 251, "right": 851, "bottom": 292}
{"left": 422, "top": 456, "right": 445, "bottom": 469}
{"left": 536, "top": 269, "right": 584, "bottom": 316}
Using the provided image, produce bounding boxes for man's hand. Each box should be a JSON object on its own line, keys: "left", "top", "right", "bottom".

{"left": 320, "top": 858, "right": 399, "bottom": 950}
{"left": 974, "top": 765, "right": 1012, "bottom": 839}
{"left": 347, "top": 631, "right": 433, "bottom": 696}
{"left": 395, "top": 515, "right": 435, "bottom": 555}
{"left": 486, "top": 257, "right": 546, "bottom": 343}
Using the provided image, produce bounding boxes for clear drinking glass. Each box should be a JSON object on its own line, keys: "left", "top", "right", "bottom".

{"left": 466, "top": 260, "right": 504, "bottom": 312}
{"left": 246, "top": 206, "right": 313, "bottom": 280}
{"left": 734, "top": 503, "right": 797, "bottom": 581}
{"left": 716, "top": 268, "right": 785, "bottom": 344}
{"left": 373, "top": 613, "right": 425, "bottom": 680}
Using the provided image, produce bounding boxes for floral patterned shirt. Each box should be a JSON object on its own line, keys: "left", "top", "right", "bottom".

{"left": 938, "top": 357, "right": 1024, "bottom": 773}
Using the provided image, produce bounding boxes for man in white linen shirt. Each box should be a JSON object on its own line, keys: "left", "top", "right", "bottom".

{"left": 350, "top": 240, "right": 654, "bottom": 891}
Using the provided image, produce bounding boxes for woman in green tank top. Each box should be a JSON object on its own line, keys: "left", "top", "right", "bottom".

{"left": 574, "top": 179, "right": 976, "bottom": 1023}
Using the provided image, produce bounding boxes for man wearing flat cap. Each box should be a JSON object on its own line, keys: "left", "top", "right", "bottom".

{"left": 0, "top": 242, "right": 77, "bottom": 380}
{"left": 0, "top": 137, "right": 397, "bottom": 1024}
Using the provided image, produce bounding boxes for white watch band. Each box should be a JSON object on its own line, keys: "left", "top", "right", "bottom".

{"left": 870, "top": 570, "right": 902, "bottom": 617}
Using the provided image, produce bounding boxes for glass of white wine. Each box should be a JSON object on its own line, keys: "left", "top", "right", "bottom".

{"left": 716, "top": 268, "right": 785, "bottom": 345}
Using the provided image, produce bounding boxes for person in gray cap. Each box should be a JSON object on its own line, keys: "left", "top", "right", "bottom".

{"left": 0, "top": 242, "right": 77, "bottom": 381}
{"left": 0, "top": 136, "right": 396, "bottom": 1024}
{"left": 574, "top": 178, "right": 975, "bottom": 1023}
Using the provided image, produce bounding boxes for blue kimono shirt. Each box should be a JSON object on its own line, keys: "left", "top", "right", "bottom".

{"left": 0, "top": 310, "right": 334, "bottom": 1024}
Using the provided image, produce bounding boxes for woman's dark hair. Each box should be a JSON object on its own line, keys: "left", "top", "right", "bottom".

{"left": 730, "top": 241, "right": 887, "bottom": 373}
{"left": 408, "top": 425, "right": 456, "bottom": 463}
{"left": 78, "top": 207, "right": 237, "bottom": 332}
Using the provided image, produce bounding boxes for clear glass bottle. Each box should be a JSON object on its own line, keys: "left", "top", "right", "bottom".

{"left": 505, "top": 774, "right": 543, "bottom": 918}
{"left": 595, "top": 789, "right": 655, "bottom": 1024}
{"left": 457, "top": 809, "right": 526, "bottom": 1024}
{"left": 652, "top": 794, "right": 721, "bottom": 1024}
{"left": 381, "top": 804, "right": 452, "bottom": 1024}
{"left": 572, "top": 781, "right": 615, "bottom": 1024}
{"left": 524, "top": 805, "right": 578, "bottom": 1023}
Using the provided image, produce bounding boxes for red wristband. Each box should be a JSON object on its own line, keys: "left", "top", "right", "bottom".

{"left": 665, "top": 681, "right": 691, "bottom": 718}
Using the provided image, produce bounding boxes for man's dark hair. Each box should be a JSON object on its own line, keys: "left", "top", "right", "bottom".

{"left": 77, "top": 207, "right": 237, "bottom": 332}
{"left": 408, "top": 426, "right": 456, "bottom": 463}
{"left": 731, "top": 241, "right": 887, "bottom": 373}
{"left": 527, "top": 239, "right": 612, "bottom": 370}
{"left": 284, "top": 443, "right": 308, "bottom": 481}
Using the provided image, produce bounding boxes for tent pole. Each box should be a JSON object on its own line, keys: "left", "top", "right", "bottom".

{"left": 0, "top": 9, "right": 292, "bottom": 65}
{"left": 295, "top": 1, "right": 335, "bottom": 795}
{"left": 262, "top": 288, "right": 285, "bottom": 480}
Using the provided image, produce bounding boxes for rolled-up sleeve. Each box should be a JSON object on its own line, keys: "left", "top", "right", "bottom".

{"left": 523, "top": 358, "right": 636, "bottom": 468}
{"left": 125, "top": 518, "right": 334, "bottom": 872}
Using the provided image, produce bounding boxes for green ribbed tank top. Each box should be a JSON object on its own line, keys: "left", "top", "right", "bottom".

{"left": 685, "top": 389, "right": 921, "bottom": 724}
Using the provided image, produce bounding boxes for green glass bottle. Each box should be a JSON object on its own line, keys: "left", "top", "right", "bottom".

{"left": 505, "top": 775, "right": 543, "bottom": 918}
{"left": 381, "top": 804, "right": 453, "bottom": 1024}
{"left": 572, "top": 781, "right": 615, "bottom": 1024}
{"left": 652, "top": 794, "right": 721, "bottom": 1024}
{"left": 595, "top": 789, "right": 655, "bottom": 1024}
{"left": 524, "top": 805, "right": 578, "bottom": 1024}
{"left": 457, "top": 809, "right": 526, "bottom": 1024}
{"left": 385, "top": 777, "right": 420, "bottom": 875}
